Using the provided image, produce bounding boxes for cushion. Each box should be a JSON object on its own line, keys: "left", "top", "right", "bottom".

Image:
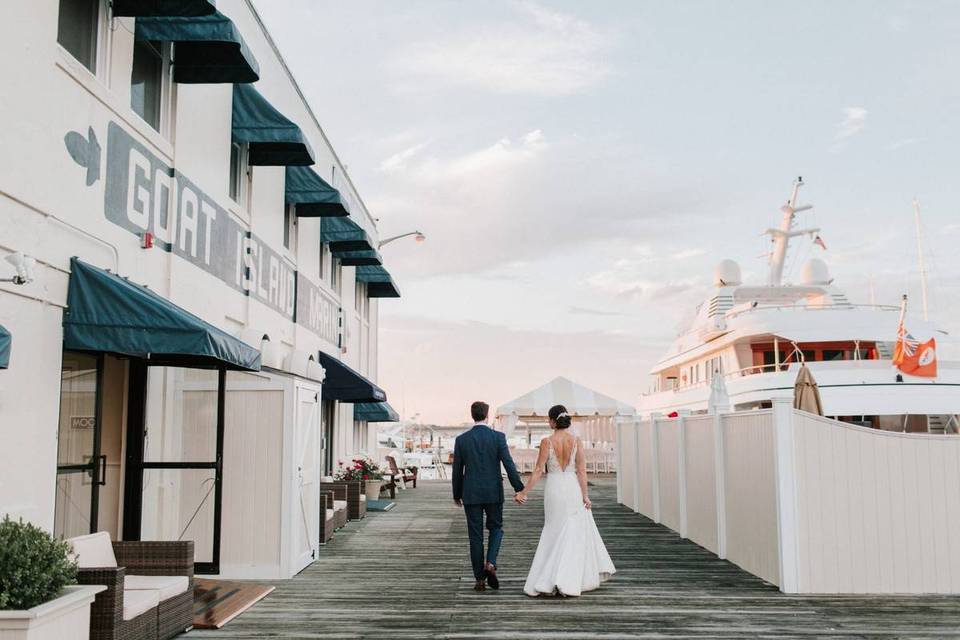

{"left": 333, "top": 500, "right": 347, "bottom": 511}
{"left": 359, "top": 495, "right": 367, "bottom": 502}
{"left": 67, "top": 531, "right": 117, "bottom": 568}
{"left": 125, "top": 575, "right": 189, "bottom": 600}
{"left": 122, "top": 588, "right": 159, "bottom": 621}
{"left": 325, "top": 508, "right": 334, "bottom": 520}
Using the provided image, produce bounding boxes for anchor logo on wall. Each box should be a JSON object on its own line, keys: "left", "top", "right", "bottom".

{"left": 64, "top": 127, "right": 101, "bottom": 186}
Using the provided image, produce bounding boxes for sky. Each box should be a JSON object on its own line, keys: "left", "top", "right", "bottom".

{"left": 256, "top": 1, "right": 960, "bottom": 425}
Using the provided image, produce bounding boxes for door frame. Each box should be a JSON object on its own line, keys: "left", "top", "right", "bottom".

{"left": 123, "top": 362, "right": 226, "bottom": 574}
{"left": 291, "top": 382, "right": 321, "bottom": 573}
{"left": 55, "top": 352, "right": 106, "bottom": 536}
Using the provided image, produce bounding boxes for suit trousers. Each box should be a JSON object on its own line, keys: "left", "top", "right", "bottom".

{"left": 463, "top": 502, "right": 503, "bottom": 580}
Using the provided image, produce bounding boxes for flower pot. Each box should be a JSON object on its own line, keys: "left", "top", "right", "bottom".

{"left": 365, "top": 479, "right": 383, "bottom": 500}
{"left": 0, "top": 585, "right": 106, "bottom": 640}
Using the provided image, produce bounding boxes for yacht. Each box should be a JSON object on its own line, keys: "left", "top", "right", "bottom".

{"left": 639, "top": 179, "right": 960, "bottom": 433}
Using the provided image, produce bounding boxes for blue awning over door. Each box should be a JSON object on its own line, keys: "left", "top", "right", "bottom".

{"left": 337, "top": 250, "right": 382, "bottom": 266}
{"left": 354, "top": 402, "right": 400, "bottom": 422}
{"left": 0, "top": 324, "right": 10, "bottom": 369}
{"left": 317, "top": 352, "right": 386, "bottom": 403}
{"left": 355, "top": 265, "right": 401, "bottom": 298}
{"left": 135, "top": 11, "right": 259, "bottom": 83}
{"left": 321, "top": 216, "right": 374, "bottom": 253}
{"left": 113, "top": 0, "right": 216, "bottom": 17}
{"left": 232, "top": 84, "right": 315, "bottom": 166}
{"left": 285, "top": 166, "right": 349, "bottom": 217}
{"left": 63, "top": 258, "right": 261, "bottom": 371}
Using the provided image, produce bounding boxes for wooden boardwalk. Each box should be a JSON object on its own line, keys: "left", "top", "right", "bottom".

{"left": 194, "top": 479, "right": 960, "bottom": 639}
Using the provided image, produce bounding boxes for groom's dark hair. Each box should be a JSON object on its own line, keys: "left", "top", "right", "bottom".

{"left": 471, "top": 401, "right": 489, "bottom": 422}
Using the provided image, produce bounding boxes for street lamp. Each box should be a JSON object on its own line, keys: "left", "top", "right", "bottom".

{"left": 379, "top": 231, "right": 426, "bottom": 249}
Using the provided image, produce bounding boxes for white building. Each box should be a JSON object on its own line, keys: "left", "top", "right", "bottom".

{"left": 0, "top": 0, "right": 401, "bottom": 579}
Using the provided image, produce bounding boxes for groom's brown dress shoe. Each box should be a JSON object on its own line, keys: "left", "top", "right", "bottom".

{"left": 484, "top": 563, "right": 499, "bottom": 590}
{"left": 474, "top": 578, "right": 486, "bottom": 592}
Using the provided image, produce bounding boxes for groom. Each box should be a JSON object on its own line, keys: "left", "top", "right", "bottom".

{"left": 452, "top": 401, "right": 525, "bottom": 591}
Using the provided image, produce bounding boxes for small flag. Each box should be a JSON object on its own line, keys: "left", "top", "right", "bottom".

{"left": 813, "top": 234, "right": 827, "bottom": 250}
{"left": 893, "top": 320, "right": 938, "bottom": 378}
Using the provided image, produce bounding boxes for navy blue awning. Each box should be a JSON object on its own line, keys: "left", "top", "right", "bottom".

{"left": 232, "top": 84, "right": 315, "bottom": 166}
{"left": 354, "top": 402, "right": 399, "bottom": 422}
{"left": 63, "top": 258, "right": 261, "bottom": 371}
{"left": 322, "top": 216, "right": 374, "bottom": 253}
{"left": 0, "top": 324, "right": 10, "bottom": 369}
{"left": 135, "top": 12, "right": 259, "bottom": 84}
{"left": 285, "top": 166, "right": 349, "bottom": 217}
{"left": 113, "top": 0, "right": 216, "bottom": 17}
{"left": 338, "top": 250, "right": 382, "bottom": 266}
{"left": 355, "top": 265, "right": 401, "bottom": 298}
{"left": 317, "top": 351, "right": 386, "bottom": 403}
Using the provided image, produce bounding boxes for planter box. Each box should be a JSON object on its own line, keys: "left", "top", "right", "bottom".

{"left": 365, "top": 480, "right": 383, "bottom": 501}
{"left": 0, "top": 585, "right": 106, "bottom": 640}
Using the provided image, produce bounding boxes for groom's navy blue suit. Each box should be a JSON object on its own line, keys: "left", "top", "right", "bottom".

{"left": 452, "top": 424, "right": 525, "bottom": 580}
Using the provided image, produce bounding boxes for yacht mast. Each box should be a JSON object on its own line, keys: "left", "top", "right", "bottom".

{"left": 912, "top": 199, "right": 930, "bottom": 321}
{"left": 766, "top": 177, "right": 819, "bottom": 286}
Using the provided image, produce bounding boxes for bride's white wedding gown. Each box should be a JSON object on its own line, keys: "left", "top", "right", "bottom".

{"left": 523, "top": 439, "right": 616, "bottom": 596}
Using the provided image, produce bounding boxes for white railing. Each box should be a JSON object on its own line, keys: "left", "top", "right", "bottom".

{"left": 617, "top": 400, "right": 960, "bottom": 593}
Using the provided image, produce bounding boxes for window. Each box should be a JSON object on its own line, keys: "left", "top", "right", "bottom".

{"left": 131, "top": 40, "right": 165, "bottom": 131}
{"left": 229, "top": 143, "right": 245, "bottom": 204}
{"left": 283, "top": 204, "right": 296, "bottom": 251}
{"left": 58, "top": 0, "right": 100, "bottom": 73}
{"left": 319, "top": 243, "right": 326, "bottom": 280}
{"left": 355, "top": 281, "right": 367, "bottom": 316}
{"left": 823, "top": 350, "right": 844, "bottom": 361}
{"left": 330, "top": 257, "right": 341, "bottom": 293}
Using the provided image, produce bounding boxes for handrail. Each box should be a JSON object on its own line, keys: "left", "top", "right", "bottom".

{"left": 726, "top": 303, "right": 900, "bottom": 320}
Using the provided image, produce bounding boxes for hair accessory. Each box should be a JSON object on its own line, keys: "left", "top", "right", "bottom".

{"left": 557, "top": 412, "right": 570, "bottom": 419}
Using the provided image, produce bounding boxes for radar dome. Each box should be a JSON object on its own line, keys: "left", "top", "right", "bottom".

{"left": 800, "top": 258, "right": 831, "bottom": 285}
{"left": 713, "top": 259, "right": 742, "bottom": 287}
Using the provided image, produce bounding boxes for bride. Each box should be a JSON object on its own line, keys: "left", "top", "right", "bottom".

{"left": 516, "top": 404, "right": 616, "bottom": 597}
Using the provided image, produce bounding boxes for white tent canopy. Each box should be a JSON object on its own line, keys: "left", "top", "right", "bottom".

{"left": 496, "top": 376, "right": 636, "bottom": 419}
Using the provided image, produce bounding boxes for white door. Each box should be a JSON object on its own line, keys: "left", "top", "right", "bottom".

{"left": 293, "top": 384, "right": 321, "bottom": 573}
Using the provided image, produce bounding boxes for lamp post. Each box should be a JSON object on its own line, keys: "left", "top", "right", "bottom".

{"left": 379, "top": 231, "right": 426, "bottom": 249}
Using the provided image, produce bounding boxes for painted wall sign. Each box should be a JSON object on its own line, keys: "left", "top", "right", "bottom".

{"left": 66, "top": 121, "right": 341, "bottom": 344}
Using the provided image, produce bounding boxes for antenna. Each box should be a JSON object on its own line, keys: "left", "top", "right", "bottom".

{"left": 766, "top": 177, "right": 819, "bottom": 286}
{"left": 912, "top": 199, "right": 929, "bottom": 321}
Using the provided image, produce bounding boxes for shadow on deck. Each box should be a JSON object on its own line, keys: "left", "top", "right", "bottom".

{"left": 194, "top": 478, "right": 960, "bottom": 639}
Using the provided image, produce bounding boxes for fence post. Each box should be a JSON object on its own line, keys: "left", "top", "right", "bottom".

{"left": 650, "top": 413, "right": 661, "bottom": 523}
{"left": 677, "top": 409, "right": 690, "bottom": 538}
{"left": 633, "top": 416, "right": 644, "bottom": 513}
{"left": 713, "top": 410, "right": 727, "bottom": 559}
{"left": 616, "top": 417, "right": 629, "bottom": 505}
{"left": 772, "top": 397, "right": 801, "bottom": 593}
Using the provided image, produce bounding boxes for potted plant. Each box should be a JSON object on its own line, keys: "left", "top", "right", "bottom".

{"left": 0, "top": 516, "right": 105, "bottom": 640}
{"left": 335, "top": 457, "right": 384, "bottom": 500}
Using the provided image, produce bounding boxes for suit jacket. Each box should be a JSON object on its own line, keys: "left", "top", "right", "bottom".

{"left": 452, "top": 424, "right": 524, "bottom": 505}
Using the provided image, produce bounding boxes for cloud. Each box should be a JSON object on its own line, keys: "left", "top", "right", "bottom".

{"left": 830, "top": 107, "right": 868, "bottom": 152}
{"left": 568, "top": 306, "right": 626, "bottom": 317}
{"left": 378, "top": 141, "right": 430, "bottom": 173}
{"left": 887, "top": 137, "right": 921, "bottom": 151}
{"left": 388, "top": 2, "right": 614, "bottom": 96}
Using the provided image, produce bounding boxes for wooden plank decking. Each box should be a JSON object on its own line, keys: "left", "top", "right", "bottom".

{"left": 194, "top": 479, "right": 960, "bottom": 639}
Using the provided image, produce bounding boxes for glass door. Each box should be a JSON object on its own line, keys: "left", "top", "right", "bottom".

{"left": 125, "top": 364, "right": 224, "bottom": 574}
{"left": 55, "top": 352, "right": 104, "bottom": 538}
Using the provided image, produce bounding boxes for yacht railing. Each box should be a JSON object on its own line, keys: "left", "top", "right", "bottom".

{"left": 725, "top": 302, "right": 900, "bottom": 320}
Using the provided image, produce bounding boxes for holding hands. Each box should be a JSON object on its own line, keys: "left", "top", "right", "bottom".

{"left": 514, "top": 491, "right": 527, "bottom": 505}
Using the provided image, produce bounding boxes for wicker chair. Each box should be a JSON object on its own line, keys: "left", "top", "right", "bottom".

{"left": 319, "top": 490, "right": 336, "bottom": 543}
{"left": 319, "top": 489, "right": 346, "bottom": 531}
{"left": 69, "top": 532, "right": 194, "bottom": 640}
{"left": 321, "top": 480, "right": 367, "bottom": 520}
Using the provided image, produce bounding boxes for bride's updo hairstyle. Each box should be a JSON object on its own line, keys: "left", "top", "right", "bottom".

{"left": 549, "top": 404, "right": 572, "bottom": 429}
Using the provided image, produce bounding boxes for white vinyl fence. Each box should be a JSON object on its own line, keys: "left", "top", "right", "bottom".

{"left": 617, "top": 398, "right": 960, "bottom": 594}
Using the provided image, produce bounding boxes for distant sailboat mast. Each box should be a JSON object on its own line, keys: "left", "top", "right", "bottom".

{"left": 766, "top": 177, "right": 819, "bottom": 286}
{"left": 912, "top": 199, "right": 930, "bottom": 321}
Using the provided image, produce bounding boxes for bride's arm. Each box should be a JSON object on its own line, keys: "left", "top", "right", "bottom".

{"left": 575, "top": 439, "right": 591, "bottom": 509}
{"left": 517, "top": 440, "right": 550, "bottom": 502}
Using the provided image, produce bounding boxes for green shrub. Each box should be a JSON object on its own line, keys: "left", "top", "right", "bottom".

{"left": 0, "top": 515, "right": 77, "bottom": 610}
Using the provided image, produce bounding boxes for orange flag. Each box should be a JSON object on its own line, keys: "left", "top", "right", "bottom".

{"left": 893, "top": 322, "right": 938, "bottom": 378}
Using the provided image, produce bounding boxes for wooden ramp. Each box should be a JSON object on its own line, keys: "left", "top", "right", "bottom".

{"left": 192, "top": 479, "right": 960, "bottom": 638}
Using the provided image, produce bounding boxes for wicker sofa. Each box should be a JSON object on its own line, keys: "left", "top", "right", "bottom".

{"left": 321, "top": 479, "right": 367, "bottom": 520}
{"left": 68, "top": 532, "right": 194, "bottom": 640}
